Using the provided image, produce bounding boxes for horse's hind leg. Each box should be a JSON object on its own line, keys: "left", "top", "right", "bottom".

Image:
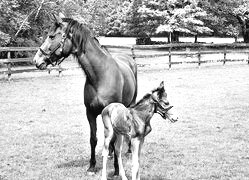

{"left": 101, "top": 111, "right": 114, "bottom": 180}
{"left": 115, "top": 135, "right": 128, "bottom": 180}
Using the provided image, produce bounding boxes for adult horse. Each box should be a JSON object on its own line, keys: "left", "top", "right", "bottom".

{"left": 33, "top": 14, "right": 137, "bottom": 173}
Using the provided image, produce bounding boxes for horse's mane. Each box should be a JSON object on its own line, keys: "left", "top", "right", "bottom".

{"left": 130, "top": 93, "right": 152, "bottom": 109}
{"left": 61, "top": 18, "right": 110, "bottom": 54}
{"left": 61, "top": 18, "right": 92, "bottom": 53}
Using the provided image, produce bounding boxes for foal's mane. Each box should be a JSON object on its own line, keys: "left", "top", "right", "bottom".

{"left": 130, "top": 93, "right": 152, "bottom": 109}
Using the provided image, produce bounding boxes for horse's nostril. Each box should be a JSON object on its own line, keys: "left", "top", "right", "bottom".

{"left": 35, "top": 64, "right": 40, "bottom": 69}
{"left": 36, "top": 62, "right": 47, "bottom": 70}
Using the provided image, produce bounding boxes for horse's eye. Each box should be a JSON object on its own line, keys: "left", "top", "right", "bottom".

{"left": 49, "top": 35, "right": 55, "bottom": 40}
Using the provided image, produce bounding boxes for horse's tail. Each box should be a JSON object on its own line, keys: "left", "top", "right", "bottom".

{"left": 130, "top": 56, "right": 138, "bottom": 107}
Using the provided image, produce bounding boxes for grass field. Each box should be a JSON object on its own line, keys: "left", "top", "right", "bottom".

{"left": 0, "top": 63, "right": 249, "bottom": 180}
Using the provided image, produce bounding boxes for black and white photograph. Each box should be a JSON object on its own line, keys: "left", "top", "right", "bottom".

{"left": 0, "top": 0, "right": 249, "bottom": 179}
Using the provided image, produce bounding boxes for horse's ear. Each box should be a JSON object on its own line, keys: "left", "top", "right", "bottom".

{"left": 59, "top": 12, "right": 65, "bottom": 19}
{"left": 52, "top": 13, "right": 63, "bottom": 24}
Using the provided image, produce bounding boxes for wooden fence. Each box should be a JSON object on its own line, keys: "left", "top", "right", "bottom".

{"left": 1, "top": 43, "right": 249, "bottom": 80}
{"left": 117, "top": 43, "right": 249, "bottom": 69}
{"left": 0, "top": 47, "right": 63, "bottom": 80}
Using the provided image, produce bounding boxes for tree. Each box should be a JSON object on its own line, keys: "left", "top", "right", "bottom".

{"left": 199, "top": 0, "right": 248, "bottom": 42}
{"left": 0, "top": 0, "right": 62, "bottom": 47}
{"left": 105, "top": 1, "right": 131, "bottom": 36}
{"left": 124, "top": 0, "right": 145, "bottom": 37}
{"left": 137, "top": 0, "right": 212, "bottom": 43}
{"left": 234, "top": 0, "right": 249, "bottom": 42}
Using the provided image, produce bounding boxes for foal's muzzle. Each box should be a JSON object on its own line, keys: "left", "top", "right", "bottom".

{"left": 158, "top": 106, "right": 178, "bottom": 123}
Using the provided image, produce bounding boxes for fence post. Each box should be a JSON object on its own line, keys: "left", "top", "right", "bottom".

{"left": 168, "top": 47, "right": 172, "bottom": 70}
{"left": 7, "top": 51, "right": 11, "bottom": 81}
{"left": 248, "top": 53, "right": 249, "bottom": 64}
{"left": 58, "top": 65, "right": 62, "bottom": 77}
{"left": 131, "top": 46, "right": 135, "bottom": 60}
{"left": 223, "top": 46, "right": 227, "bottom": 65}
{"left": 198, "top": 47, "right": 201, "bottom": 68}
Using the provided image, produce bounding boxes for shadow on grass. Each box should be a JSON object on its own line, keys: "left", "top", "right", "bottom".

{"left": 56, "top": 158, "right": 89, "bottom": 168}
{"left": 56, "top": 153, "right": 103, "bottom": 173}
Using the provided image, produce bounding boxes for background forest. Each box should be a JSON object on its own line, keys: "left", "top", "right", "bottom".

{"left": 1, "top": 0, "right": 249, "bottom": 47}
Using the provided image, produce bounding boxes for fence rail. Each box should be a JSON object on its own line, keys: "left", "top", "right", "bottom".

{"left": 1, "top": 43, "right": 249, "bottom": 80}
{"left": 0, "top": 47, "right": 63, "bottom": 80}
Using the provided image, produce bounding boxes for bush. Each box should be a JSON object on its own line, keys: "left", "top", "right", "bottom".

{"left": 136, "top": 37, "right": 152, "bottom": 45}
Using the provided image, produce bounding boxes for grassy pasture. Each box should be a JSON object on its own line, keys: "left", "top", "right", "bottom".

{"left": 0, "top": 62, "right": 249, "bottom": 180}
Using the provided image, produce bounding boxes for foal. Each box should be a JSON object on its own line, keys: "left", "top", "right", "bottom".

{"left": 101, "top": 81, "right": 178, "bottom": 180}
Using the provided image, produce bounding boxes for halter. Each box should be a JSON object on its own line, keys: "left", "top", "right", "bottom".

{"left": 39, "top": 33, "right": 67, "bottom": 66}
{"left": 151, "top": 92, "right": 171, "bottom": 113}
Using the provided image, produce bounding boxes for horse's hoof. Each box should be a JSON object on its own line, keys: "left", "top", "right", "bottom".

{"left": 108, "top": 153, "right": 113, "bottom": 159}
{"left": 113, "top": 170, "right": 119, "bottom": 176}
{"left": 87, "top": 166, "right": 96, "bottom": 175}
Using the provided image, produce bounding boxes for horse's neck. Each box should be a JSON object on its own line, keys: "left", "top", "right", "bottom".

{"left": 76, "top": 38, "right": 110, "bottom": 84}
{"left": 132, "top": 100, "right": 155, "bottom": 124}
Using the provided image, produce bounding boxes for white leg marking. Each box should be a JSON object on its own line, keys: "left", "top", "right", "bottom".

{"left": 101, "top": 114, "right": 114, "bottom": 180}
{"left": 115, "top": 135, "right": 128, "bottom": 180}
{"left": 131, "top": 137, "right": 141, "bottom": 180}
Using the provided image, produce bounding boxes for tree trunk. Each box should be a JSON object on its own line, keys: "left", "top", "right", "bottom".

{"left": 237, "top": 14, "right": 249, "bottom": 43}
{"left": 194, "top": 35, "right": 198, "bottom": 43}
{"left": 171, "top": 31, "right": 179, "bottom": 42}
{"left": 234, "top": 36, "right": 238, "bottom": 43}
{"left": 168, "top": 32, "right": 171, "bottom": 43}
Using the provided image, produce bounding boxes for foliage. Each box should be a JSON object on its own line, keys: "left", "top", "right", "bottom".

{"left": 156, "top": 0, "right": 213, "bottom": 35}
{"left": 2, "top": 0, "right": 249, "bottom": 47}
{"left": 105, "top": 1, "right": 131, "bottom": 36}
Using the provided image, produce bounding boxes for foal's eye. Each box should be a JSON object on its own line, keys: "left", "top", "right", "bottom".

{"left": 163, "top": 101, "right": 169, "bottom": 106}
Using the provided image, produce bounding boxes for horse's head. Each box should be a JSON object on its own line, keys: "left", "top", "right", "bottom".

{"left": 33, "top": 13, "right": 73, "bottom": 70}
{"left": 151, "top": 81, "right": 178, "bottom": 123}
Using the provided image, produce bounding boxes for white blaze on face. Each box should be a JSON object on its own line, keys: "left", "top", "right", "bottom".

{"left": 33, "top": 38, "right": 49, "bottom": 67}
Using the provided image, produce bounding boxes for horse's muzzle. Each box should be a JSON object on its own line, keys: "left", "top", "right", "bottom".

{"left": 36, "top": 62, "right": 47, "bottom": 70}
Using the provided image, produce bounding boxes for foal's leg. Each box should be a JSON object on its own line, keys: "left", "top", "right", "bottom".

{"left": 131, "top": 137, "right": 141, "bottom": 180}
{"left": 115, "top": 135, "right": 128, "bottom": 180}
{"left": 86, "top": 109, "right": 98, "bottom": 172}
{"left": 101, "top": 114, "right": 114, "bottom": 180}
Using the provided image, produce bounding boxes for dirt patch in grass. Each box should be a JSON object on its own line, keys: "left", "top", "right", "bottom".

{"left": 0, "top": 64, "right": 249, "bottom": 180}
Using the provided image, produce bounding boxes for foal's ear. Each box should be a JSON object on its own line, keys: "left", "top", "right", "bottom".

{"left": 159, "top": 81, "right": 164, "bottom": 88}
{"left": 158, "top": 81, "right": 165, "bottom": 92}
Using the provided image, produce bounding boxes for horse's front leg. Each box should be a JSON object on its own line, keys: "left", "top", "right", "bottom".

{"left": 131, "top": 137, "right": 142, "bottom": 180}
{"left": 86, "top": 109, "right": 98, "bottom": 172}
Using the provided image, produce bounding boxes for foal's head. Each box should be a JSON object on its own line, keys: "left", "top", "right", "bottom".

{"left": 151, "top": 81, "right": 178, "bottom": 123}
